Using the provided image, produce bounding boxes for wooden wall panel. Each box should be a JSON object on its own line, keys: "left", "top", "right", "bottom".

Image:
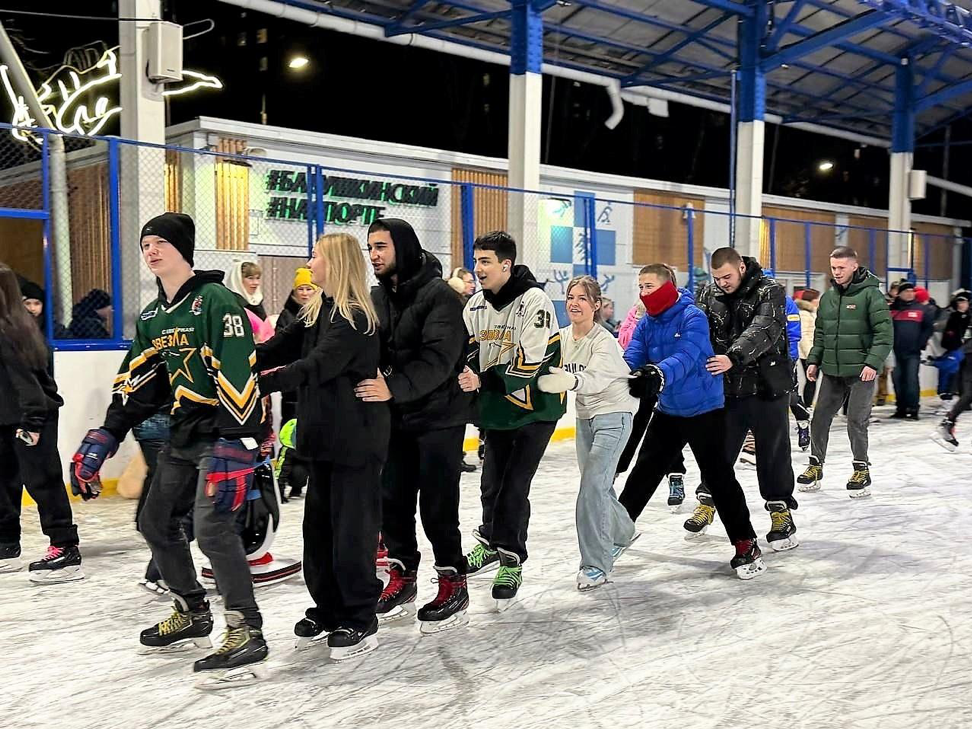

{"left": 913, "top": 222, "right": 955, "bottom": 281}
{"left": 450, "top": 168, "right": 508, "bottom": 270}
{"left": 762, "top": 205, "right": 835, "bottom": 273}
{"left": 0, "top": 218, "right": 44, "bottom": 284}
{"left": 165, "top": 149, "right": 182, "bottom": 213}
{"left": 66, "top": 163, "right": 110, "bottom": 305}
{"left": 632, "top": 190, "right": 704, "bottom": 271}
{"left": 847, "top": 215, "right": 888, "bottom": 279}
{"left": 215, "top": 138, "right": 250, "bottom": 251}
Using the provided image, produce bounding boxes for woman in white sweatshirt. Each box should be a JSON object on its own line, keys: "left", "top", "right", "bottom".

{"left": 538, "top": 276, "right": 639, "bottom": 590}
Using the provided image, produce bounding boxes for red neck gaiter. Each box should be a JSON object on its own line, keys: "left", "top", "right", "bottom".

{"left": 641, "top": 280, "right": 678, "bottom": 317}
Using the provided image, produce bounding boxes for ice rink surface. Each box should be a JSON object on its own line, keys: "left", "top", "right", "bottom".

{"left": 3, "top": 404, "right": 971, "bottom": 729}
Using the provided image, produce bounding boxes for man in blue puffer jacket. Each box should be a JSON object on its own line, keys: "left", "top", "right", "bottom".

{"left": 617, "top": 264, "right": 765, "bottom": 580}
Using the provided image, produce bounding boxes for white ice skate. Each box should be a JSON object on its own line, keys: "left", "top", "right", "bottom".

{"left": 194, "top": 660, "right": 269, "bottom": 690}
{"left": 576, "top": 567, "right": 608, "bottom": 592}
{"left": 137, "top": 579, "right": 169, "bottom": 597}
{"left": 930, "top": 419, "right": 959, "bottom": 453}
{"left": 610, "top": 532, "right": 641, "bottom": 566}
{"left": 418, "top": 611, "right": 470, "bottom": 635}
{"left": 734, "top": 558, "right": 767, "bottom": 580}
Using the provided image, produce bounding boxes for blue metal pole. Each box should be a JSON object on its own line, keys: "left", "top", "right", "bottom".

{"left": 729, "top": 69, "right": 737, "bottom": 248}
{"left": 305, "top": 164, "right": 314, "bottom": 255}
{"left": 686, "top": 207, "right": 695, "bottom": 292}
{"left": 588, "top": 196, "right": 598, "bottom": 279}
{"left": 315, "top": 166, "right": 326, "bottom": 239}
{"left": 108, "top": 139, "right": 123, "bottom": 342}
{"left": 41, "top": 130, "right": 54, "bottom": 345}
{"left": 804, "top": 222, "right": 812, "bottom": 288}
{"left": 460, "top": 183, "right": 475, "bottom": 271}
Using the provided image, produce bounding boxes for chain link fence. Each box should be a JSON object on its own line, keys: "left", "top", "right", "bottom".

{"left": 0, "top": 123, "right": 968, "bottom": 349}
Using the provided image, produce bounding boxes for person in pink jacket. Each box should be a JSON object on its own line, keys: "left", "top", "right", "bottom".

{"left": 617, "top": 301, "right": 645, "bottom": 349}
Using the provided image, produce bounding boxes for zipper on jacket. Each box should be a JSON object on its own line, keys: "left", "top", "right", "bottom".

{"left": 834, "top": 286, "right": 842, "bottom": 370}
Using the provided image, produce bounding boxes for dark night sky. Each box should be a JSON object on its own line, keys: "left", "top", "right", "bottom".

{"left": 4, "top": 0, "right": 971, "bottom": 220}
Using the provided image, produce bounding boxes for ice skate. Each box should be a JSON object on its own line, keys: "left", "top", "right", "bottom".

{"left": 730, "top": 539, "right": 766, "bottom": 580}
{"left": 797, "top": 420, "right": 810, "bottom": 451}
{"left": 137, "top": 578, "right": 169, "bottom": 597}
{"left": 765, "top": 501, "right": 799, "bottom": 552}
{"left": 376, "top": 536, "right": 389, "bottom": 570}
{"left": 738, "top": 433, "right": 756, "bottom": 468}
{"left": 0, "top": 543, "right": 22, "bottom": 573}
{"left": 28, "top": 545, "right": 84, "bottom": 584}
{"left": 193, "top": 612, "right": 269, "bottom": 690}
{"left": 417, "top": 566, "right": 469, "bottom": 635}
{"left": 465, "top": 530, "right": 499, "bottom": 577}
{"left": 138, "top": 596, "right": 214, "bottom": 655}
{"left": 683, "top": 492, "right": 715, "bottom": 540}
{"left": 930, "top": 418, "right": 959, "bottom": 453}
{"left": 797, "top": 457, "right": 823, "bottom": 492}
{"left": 491, "top": 549, "right": 522, "bottom": 612}
{"left": 610, "top": 532, "right": 640, "bottom": 564}
{"left": 576, "top": 566, "right": 607, "bottom": 592}
{"left": 294, "top": 616, "right": 329, "bottom": 651}
{"left": 847, "top": 461, "right": 872, "bottom": 499}
{"left": 376, "top": 559, "right": 418, "bottom": 623}
{"left": 328, "top": 617, "right": 379, "bottom": 661}
{"left": 667, "top": 474, "right": 685, "bottom": 513}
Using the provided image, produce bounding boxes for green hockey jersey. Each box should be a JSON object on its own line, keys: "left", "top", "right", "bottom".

{"left": 463, "top": 267, "right": 565, "bottom": 430}
{"left": 104, "top": 271, "right": 263, "bottom": 447}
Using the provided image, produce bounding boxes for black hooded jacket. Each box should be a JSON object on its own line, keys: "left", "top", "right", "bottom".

{"left": 371, "top": 218, "right": 470, "bottom": 431}
{"left": 0, "top": 336, "right": 62, "bottom": 429}
{"left": 697, "top": 257, "right": 790, "bottom": 399}
{"left": 68, "top": 289, "right": 111, "bottom": 339}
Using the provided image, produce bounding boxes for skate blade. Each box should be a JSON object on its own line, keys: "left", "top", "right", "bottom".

{"left": 929, "top": 434, "right": 959, "bottom": 453}
{"left": 668, "top": 503, "right": 683, "bottom": 514}
{"left": 194, "top": 660, "right": 269, "bottom": 690}
{"left": 294, "top": 632, "right": 329, "bottom": 651}
{"left": 377, "top": 602, "right": 416, "bottom": 624}
{"left": 768, "top": 536, "right": 799, "bottom": 552}
{"left": 848, "top": 487, "right": 871, "bottom": 499}
{"left": 577, "top": 579, "right": 608, "bottom": 592}
{"left": 797, "top": 482, "right": 821, "bottom": 493}
{"left": 137, "top": 579, "right": 170, "bottom": 597}
{"left": 138, "top": 636, "right": 213, "bottom": 656}
{"left": 329, "top": 635, "right": 378, "bottom": 661}
{"left": 734, "top": 558, "right": 767, "bottom": 580}
{"left": 0, "top": 558, "right": 23, "bottom": 573}
{"left": 683, "top": 526, "right": 709, "bottom": 541}
{"left": 419, "top": 611, "right": 469, "bottom": 635}
{"left": 28, "top": 566, "right": 84, "bottom": 584}
{"left": 493, "top": 597, "right": 518, "bottom": 613}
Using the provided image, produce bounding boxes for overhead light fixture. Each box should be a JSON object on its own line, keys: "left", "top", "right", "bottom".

{"left": 288, "top": 56, "right": 309, "bottom": 70}
{"left": 818, "top": 161, "right": 835, "bottom": 172}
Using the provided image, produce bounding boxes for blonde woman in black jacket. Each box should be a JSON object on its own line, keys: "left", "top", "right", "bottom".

{"left": 0, "top": 263, "right": 82, "bottom": 582}
{"left": 257, "top": 233, "right": 389, "bottom": 660}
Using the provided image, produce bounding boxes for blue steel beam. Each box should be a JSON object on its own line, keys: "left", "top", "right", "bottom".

{"left": 620, "top": 11, "right": 733, "bottom": 83}
{"left": 857, "top": 0, "right": 972, "bottom": 47}
{"left": 915, "top": 47, "right": 957, "bottom": 95}
{"left": 916, "top": 74, "right": 972, "bottom": 112}
{"left": 761, "top": 10, "right": 890, "bottom": 70}
{"left": 683, "top": 0, "right": 753, "bottom": 15}
{"left": 385, "top": 9, "right": 509, "bottom": 37}
{"left": 392, "top": 0, "right": 432, "bottom": 28}
{"left": 765, "top": 0, "right": 810, "bottom": 52}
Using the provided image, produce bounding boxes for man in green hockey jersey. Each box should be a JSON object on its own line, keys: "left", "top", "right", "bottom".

{"left": 70, "top": 213, "right": 269, "bottom": 687}
{"left": 458, "top": 231, "right": 566, "bottom": 609}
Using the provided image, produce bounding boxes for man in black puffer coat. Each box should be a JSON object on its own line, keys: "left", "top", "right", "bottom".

{"left": 697, "top": 247, "right": 798, "bottom": 552}
{"left": 354, "top": 218, "right": 472, "bottom": 632}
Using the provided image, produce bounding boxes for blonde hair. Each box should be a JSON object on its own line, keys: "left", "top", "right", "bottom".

{"left": 300, "top": 233, "right": 378, "bottom": 334}
{"left": 241, "top": 261, "right": 262, "bottom": 278}
{"left": 566, "top": 275, "right": 603, "bottom": 322}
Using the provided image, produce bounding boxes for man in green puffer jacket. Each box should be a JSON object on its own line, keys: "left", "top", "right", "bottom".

{"left": 797, "top": 246, "right": 893, "bottom": 498}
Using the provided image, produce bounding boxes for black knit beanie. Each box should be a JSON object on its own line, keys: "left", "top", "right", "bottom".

{"left": 140, "top": 212, "right": 196, "bottom": 266}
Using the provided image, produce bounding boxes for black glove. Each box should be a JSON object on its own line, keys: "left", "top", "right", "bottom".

{"left": 258, "top": 369, "right": 281, "bottom": 396}
{"left": 628, "top": 365, "right": 665, "bottom": 399}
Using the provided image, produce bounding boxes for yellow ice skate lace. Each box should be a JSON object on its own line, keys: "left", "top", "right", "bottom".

{"left": 849, "top": 467, "right": 869, "bottom": 485}
{"left": 214, "top": 626, "right": 250, "bottom": 655}
{"left": 688, "top": 503, "right": 715, "bottom": 525}
{"left": 158, "top": 610, "right": 190, "bottom": 636}
{"left": 769, "top": 508, "right": 790, "bottom": 531}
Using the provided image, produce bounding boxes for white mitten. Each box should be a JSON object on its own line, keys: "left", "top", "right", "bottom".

{"left": 538, "top": 366, "right": 577, "bottom": 393}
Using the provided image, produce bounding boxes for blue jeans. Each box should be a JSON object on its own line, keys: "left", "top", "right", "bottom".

{"left": 575, "top": 412, "right": 635, "bottom": 574}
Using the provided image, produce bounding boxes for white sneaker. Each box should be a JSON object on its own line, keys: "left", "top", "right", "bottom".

{"left": 576, "top": 567, "right": 607, "bottom": 591}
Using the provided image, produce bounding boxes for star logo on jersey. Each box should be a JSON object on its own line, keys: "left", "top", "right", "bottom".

{"left": 166, "top": 347, "right": 197, "bottom": 385}
{"left": 485, "top": 339, "right": 517, "bottom": 369}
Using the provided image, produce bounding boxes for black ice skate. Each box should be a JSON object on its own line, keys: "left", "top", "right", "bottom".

{"left": 846, "top": 461, "right": 872, "bottom": 499}
{"left": 27, "top": 545, "right": 84, "bottom": 584}
{"left": 765, "top": 501, "right": 799, "bottom": 552}
{"left": 797, "top": 457, "right": 823, "bottom": 492}
{"left": 294, "top": 615, "right": 329, "bottom": 651}
{"left": 797, "top": 420, "right": 810, "bottom": 451}
{"left": 418, "top": 566, "right": 469, "bottom": 635}
{"left": 139, "top": 596, "right": 214, "bottom": 655}
{"left": 730, "top": 539, "right": 766, "bottom": 580}
{"left": 931, "top": 418, "right": 959, "bottom": 453}
{"left": 491, "top": 549, "right": 522, "bottom": 612}
{"left": 668, "top": 474, "right": 685, "bottom": 513}
{"left": 738, "top": 433, "right": 756, "bottom": 468}
{"left": 683, "top": 491, "right": 716, "bottom": 540}
{"left": 0, "top": 542, "right": 21, "bottom": 573}
{"left": 465, "top": 529, "right": 499, "bottom": 576}
{"left": 377, "top": 559, "right": 418, "bottom": 623}
{"left": 328, "top": 617, "right": 379, "bottom": 661}
{"left": 194, "top": 612, "right": 269, "bottom": 689}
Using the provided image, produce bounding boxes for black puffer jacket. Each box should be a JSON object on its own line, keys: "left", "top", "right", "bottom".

{"left": 256, "top": 301, "right": 389, "bottom": 467}
{"left": 697, "top": 257, "right": 789, "bottom": 398}
{"left": 275, "top": 295, "right": 301, "bottom": 335}
{"left": 0, "top": 337, "right": 63, "bottom": 429}
{"left": 371, "top": 218, "right": 469, "bottom": 431}
{"left": 941, "top": 309, "right": 971, "bottom": 354}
